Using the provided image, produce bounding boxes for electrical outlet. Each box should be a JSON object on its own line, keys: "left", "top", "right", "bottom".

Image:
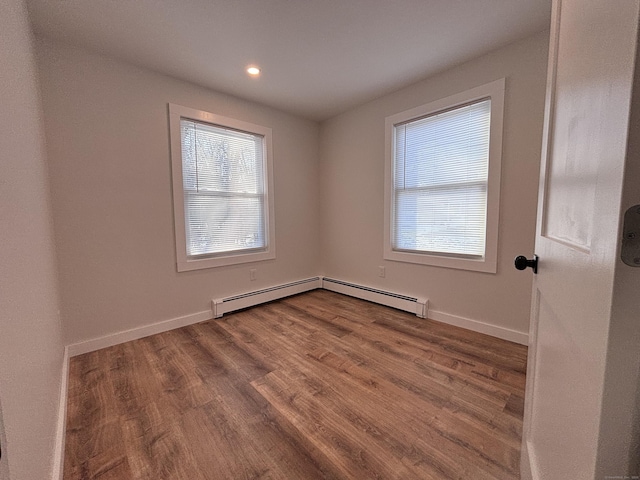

{"left": 249, "top": 268, "right": 257, "bottom": 281}
{"left": 378, "top": 266, "right": 386, "bottom": 278}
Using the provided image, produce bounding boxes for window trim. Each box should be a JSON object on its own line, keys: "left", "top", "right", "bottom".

{"left": 383, "top": 78, "right": 505, "bottom": 273}
{"left": 169, "top": 103, "right": 276, "bottom": 272}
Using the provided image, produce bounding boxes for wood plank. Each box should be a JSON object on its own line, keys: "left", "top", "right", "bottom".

{"left": 63, "top": 289, "right": 527, "bottom": 480}
{"left": 64, "top": 349, "right": 126, "bottom": 479}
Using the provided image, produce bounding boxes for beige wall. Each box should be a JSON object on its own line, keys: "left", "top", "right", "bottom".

{"left": 36, "top": 39, "right": 321, "bottom": 345}
{"left": 0, "top": 1, "right": 65, "bottom": 479}
{"left": 319, "top": 32, "right": 549, "bottom": 336}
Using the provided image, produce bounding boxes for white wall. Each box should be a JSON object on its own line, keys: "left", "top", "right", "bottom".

{"left": 36, "top": 39, "right": 321, "bottom": 346}
{"left": 0, "top": 1, "right": 65, "bottom": 479}
{"left": 319, "top": 32, "right": 549, "bottom": 338}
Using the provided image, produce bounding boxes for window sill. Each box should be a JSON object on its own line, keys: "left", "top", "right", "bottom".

{"left": 177, "top": 248, "right": 275, "bottom": 272}
{"left": 383, "top": 249, "right": 497, "bottom": 273}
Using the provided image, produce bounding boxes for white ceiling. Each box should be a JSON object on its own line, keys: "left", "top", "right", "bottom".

{"left": 26, "top": 0, "right": 551, "bottom": 121}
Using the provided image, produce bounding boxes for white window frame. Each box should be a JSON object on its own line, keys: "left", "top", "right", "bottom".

{"left": 383, "top": 78, "right": 505, "bottom": 273}
{"left": 169, "top": 103, "right": 276, "bottom": 272}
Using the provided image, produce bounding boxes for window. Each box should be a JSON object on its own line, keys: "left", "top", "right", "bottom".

{"left": 384, "top": 79, "right": 504, "bottom": 273}
{"left": 169, "top": 104, "right": 275, "bottom": 271}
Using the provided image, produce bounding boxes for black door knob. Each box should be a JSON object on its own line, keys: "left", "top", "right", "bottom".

{"left": 514, "top": 255, "right": 538, "bottom": 274}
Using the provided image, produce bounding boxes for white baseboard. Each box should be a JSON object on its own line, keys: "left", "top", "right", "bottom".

{"left": 428, "top": 309, "right": 528, "bottom": 345}
{"left": 318, "top": 277, "right": 525, "bottom": 344}
{"left": 67, "top": 310, "right": 213, "bottom": 357}
{"left": 66, "top": 277, "right": 322, "bottom": 357}
{"left": 65, "top": 276, "right": 527, "bottom": 358}
{"left": 52, "top": 346, "right": 69, "bottom": 480}
{"left": 520, "top": 438, "right": 540, "bottom": 480}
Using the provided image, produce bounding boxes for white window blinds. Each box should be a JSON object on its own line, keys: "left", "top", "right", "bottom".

{"left": 180, "top": 119, "right": 267, "bottom": 258}
{"left": 392, "top": 99, "right": 491, "bottom": 257}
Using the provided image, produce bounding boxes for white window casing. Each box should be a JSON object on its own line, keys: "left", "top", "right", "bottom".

{"left": 169, "top": 104, "right": 276, "bottom": 271}
{"left": 383, "top": 78, "right": 505, "bottom": 273}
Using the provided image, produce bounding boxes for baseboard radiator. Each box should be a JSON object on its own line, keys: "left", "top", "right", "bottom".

{"left": 212, "top": 276, "right": 427, "bottom": 319}
{"left": 212, "top": 277, "right": 322, "bottom": 318}
{"left": 321, "top": 277, "right": 428, "bottom": 318}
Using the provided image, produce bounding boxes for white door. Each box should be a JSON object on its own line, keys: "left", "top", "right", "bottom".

{"left": 520, "top": 0, "right": 640, "bottom": 479}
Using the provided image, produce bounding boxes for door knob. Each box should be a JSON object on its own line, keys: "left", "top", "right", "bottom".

{"left": 514, "top": 255, "right": 538, "bottom": 274}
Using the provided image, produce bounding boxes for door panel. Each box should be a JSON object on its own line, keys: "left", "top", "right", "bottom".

{"left": 543, "top": 0, "right": 601, "bottom": 251}
{"left": 529, "top": 290, "right": 600, "bottom": 478}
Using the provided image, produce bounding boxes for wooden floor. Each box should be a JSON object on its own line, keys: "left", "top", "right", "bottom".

{"left": 63, "top": 289, "right": 527, "bottom": 480}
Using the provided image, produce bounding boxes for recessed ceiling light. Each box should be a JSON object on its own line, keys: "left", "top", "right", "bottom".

{"left": 246, "top": 66, "right": 261, "bottom": 77}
